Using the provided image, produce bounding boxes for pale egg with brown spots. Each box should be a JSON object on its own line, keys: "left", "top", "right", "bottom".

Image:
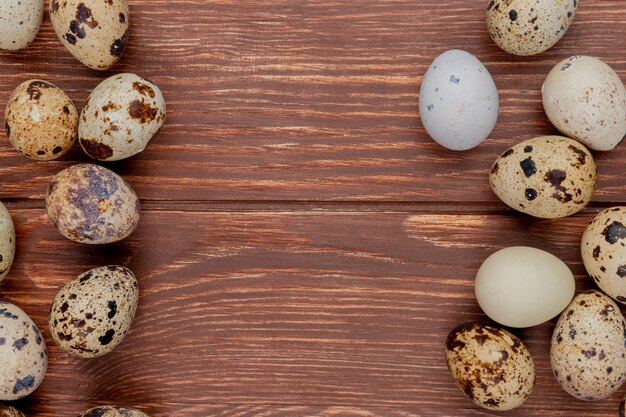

{"left": 5, "top": 80, "right": 78, "bottom": 161}
{"left": 0, "top": 0, "right": 43, "bottom": 50}
{"left": 46, "top": 164, "right": 140, "bottom": 244}
{"left": 490, "top": 135, "right": 597, "bottom": 218}
{"left": 445, "top": 322, "right": 535, "bottom": 411}
{"left": 49, "top": 0, "right": 129, "bottom": 70}
{"left": 49, "top": 266, "right": 139, "bottom": 358}
{"left": 0, "top": 202, "right": 15, "bottom": 283}
{"left": 551, "top": 290, "right": 626, "bottom": 400}
{"left": 78, "top": 406, "right": 149, "bottom": 417}
{"left": 79, "top": 73, "right": 166, "bottom": 161}
{"left": 0, "top": 405, "right": 24, "bottom": 417}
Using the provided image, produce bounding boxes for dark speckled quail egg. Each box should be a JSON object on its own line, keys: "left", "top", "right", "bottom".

{"left": 49, "top": 266, "right": 139, "bottom": 358}
{"left": 79, "top": 73, "right": 166, "bottom": 161}
{"left": 0, "top": 405, "right": 24, "bottom": 417}
{"left": 49, "top": 0, "right": 129, "bottom": 70}
{"left": 445, "top": 322, "right": 535, "bottom": 411}
{"left": 0, "top": 202, "right": 15, "bottom": 283}
{"left": 5, "top": 80, "right": 78, "bottom": 161}
{"left": 0, "top": 302, "right": 47, "bottom": 401}
{"left": 46, "top": 164, "right": 140, "bottom": 244}
{"left": 78, "top": 406, "right": 148, "bottom": 417}
{"left": 551, "top": 290, "right": 626, "bottom": 400}
{"left": 0, "top": 0, "right": 43, "bottom": 51}
{"left": 490, "top": 135, "right": 597, "bottom": 218}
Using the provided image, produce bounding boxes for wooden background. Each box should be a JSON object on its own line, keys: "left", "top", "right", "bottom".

{"left": 0, "top": 0, "right": 625, "bottom": 416}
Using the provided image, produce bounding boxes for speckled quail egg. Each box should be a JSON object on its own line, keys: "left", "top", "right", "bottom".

{"left": 0, "top": 405, "right": 24, "bottom": 417}
{"left": 419, "top": 50, "right": 499, "bottom": 150}
{"left": 0, "top": 0, "right": 43, "bottom": 51}
{"left": 0, "top": 302, "right": 47, "bottom": 401}
{"left": 79, "top": 73, "right": 166, "bottom": 161}
{"left": 490, "top": 135, "right": 597, "bottom": 218}
{"left": 543, "top": 56, "right": 626, "bottom": 151}
{"left": 487, "top": 0, "right": 578, "bottom": 56}
{"left": 0, "top": 203, "right": 15, "bottom": 283}
{"left": 581, "top": 207, "right": 626, "bottom": 304}
{"left": 49, "top": 0, "right": 129, "bottom": 70}
{"left": 551, "top": 290, "right": 626, "bottom": 400}
{"left": 46, "top": 164, "right": 140, "bottom": 244}
{"left": 49, "top": 266, "right": 139, "bottom": 358}
{"left": 5, "top": 80, "right": 78, "bottom": 161}
{"left": 78, "top": 406, "right": 149, "bottom": 417}
{"left": 445, "top": 322, "right": 535, "bottom": 411}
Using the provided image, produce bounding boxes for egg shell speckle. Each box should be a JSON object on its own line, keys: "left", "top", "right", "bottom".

{"left": 0, "top": 202, "right": 15, "bottom": 283}
{"left": 78, "top": 406, "right": 149, "bottom": 417}
{"left": 445, "top": 322, "right": 535, "bottom": 411}
{"left": 490, "top": 135, "right": 597, "bottom": 218}
{"left": 49, "top": 266, "right": 139, "bottom": 358}
{"left": 543, "top": 56, "right": 626, "bottom": 151}
{"left": 551, "top": 290, "right": 626, "bottom": 400}
{"left": 487, "top": 0, "right": 578, "bottom": 56}
{"left": 0, "top": 0, "right": 43, "bottom": 50}
{"left": 5, "top": 80, "right": 78, "bottom": 161}
{"left": 46, "top": 164, "right": 140, "bottom": 244}
{"left": 79, "top": 73, "right": 166, "bottom": 161}
{"left": 419, "top": 49, "right": 499, "bottom": 151}
{"left": 49, "top": 0, "right": 129, "bottom": 70}
{"left": 0, "top": 302, "right": 47, "bottom": 401}
{"left": 0, "top": 406, "right": 24, "bottom": 417}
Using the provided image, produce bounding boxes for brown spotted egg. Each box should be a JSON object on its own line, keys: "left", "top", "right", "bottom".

{"left": 0, "top": 302, "right": 47, "bottom": 401}
{"left": 49, "top": 0, "right": 129, "bottom": 70}
{"left": 582, "top": 207, "right": 626, "bottom": 304}
{"left": 79, "top": 73, "right": 166, "bottom": 161}
{"left": 78, "top": 406, "right": 149, "bottom": 417}
{"left": 49, "top": 266, "right": 139, "bottom": 358}
{"left": 46, "top": 164, "right": 140, "bottom": 244}
{"left": 487, "top": 0, "right": 578, "bottom": 56}
{"left": 0, "top": 0, "right": 43, "bottom": 50}
{"left": 0, "top": 202, "right": 15, "bottom": 283}
{"left": 551, "top": 290, "right": 626, "bottom": 400}
{"left": 5, "top": 80, "right": 78, "bottom": 161}
{"left": 445, "top": 322, "right": 535, "bottom": 411}
{"left": 0, "top": 405, "right": 24, "bottom": 417}
{"left": 490, "top": 136, "right": 597, "bottom": 218}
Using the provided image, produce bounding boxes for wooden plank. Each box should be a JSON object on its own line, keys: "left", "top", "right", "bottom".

{"left": 1, "top": 209, "right": 623, "bottom": 416}
{"left": 0, "top": 1, "right": 624, "bottom": 202}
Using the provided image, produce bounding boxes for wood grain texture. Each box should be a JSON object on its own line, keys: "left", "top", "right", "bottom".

{"left": 0, "top": 0, "right": 625, "bottom": 416}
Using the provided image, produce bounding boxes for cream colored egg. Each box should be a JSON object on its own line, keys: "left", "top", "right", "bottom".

{"left": 0, "top": 0, "right": 43, "bottom": 50}
{"left": 78, "top": 406, "right": 149, "bottom": 417}
{"left": 0, "top": 202, "right": 15, "bottom": 283}
{"left": 0, "top": 405, "right": 25, "bottom": 417}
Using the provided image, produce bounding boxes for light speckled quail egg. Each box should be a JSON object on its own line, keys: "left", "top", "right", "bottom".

{"left": 78, "top": 406, "right": 149, "bottom": 417}
{"left": 581, "top": 207, "right": 626, "bottom": 304}
{"left": 46, "top": 164, "right": 140, "bottom": 244}
{"left": 0, "top": 202, "right": 15, "bottom": 283}
{"left": 490, "top": 135, "right": 597, "bottom": 218}
{"left": 476, "top": 246, "right": 575, "bottom": 328}
{"left": 5, "top": 80, "right": 78, "bottom": 161}
{"left": 445, "top": 322, "right": 535, "bottom": 411}
{"left": 419, "top": 49, "right": 499, "bottom": 151}
{"left": 0, "top": 302, "right": 47, "bottom": 401}
{"left": 49, "top": 266, "right": 138, "bottom": 358}
{"left": 0, "top": 0, "right": 43, "bottom": 51}
{"left": 79, "top": 73, "right": 166, "bottom": 161}
{"left": 487, "top": 0, "right": 578, "bottom": 56}
{"left": 0, "top": 405, "right": 24, "bottom": 417}
{"left": 543, "top": 56, "right": 626, "bottom": 151}
{"left": 49, "top": 0, "right": 129, "bottom": 70}
{"left": 551, "top": 290, "right": 626, "bottom": 400}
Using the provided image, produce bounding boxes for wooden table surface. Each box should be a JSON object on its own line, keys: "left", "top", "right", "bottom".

{"left": 0, "top": 1, "right": 625, "bottom": 416}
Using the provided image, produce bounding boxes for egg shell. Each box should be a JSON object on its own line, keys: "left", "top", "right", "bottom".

{"left": 79, "top": 73, "right": 166, "bottom": 161}
{"left": 0, "top": 202, "right": 15, "bottom": 283}
{"left": 475, "top": 246, "right": 575, "bottom": 328}
{"left": 445, "top": 322, "right": 535, "bottom": 411}
{"left": 0, "top": 302, "right": 47, "bottom": 401}
{"left": 46, "top": 164, "right": 140, "bottom": 244}
{"left": 551, "top": 290, "right": 626, "bottom": 400}
{"left": 487, "top": 0, "right": 578, "bottom": 56}
{"left": 0, "top": 0, "right": 43, "bottom": 50}
{"left": 49, "top": 266, "right": 138, "bottom": 358}
{"left": 419, "top": 49, "right": 499, "bottom": 151}
{"left": 5, "top": 80, "right": 78, "bottom": 161}
{"left": 49, "top": 0, "right": 129, "bottom": 70}
{"left": 0, "top": 406, "right": 24, "bottom": 417}
{"left": 78, "top": 406, "right": 148, "bottom": 417}
{"left": 490, "top": 135, "right": 597, "bottom": 218}
{"left": 543, "top": 56, "right": 626, "bottom": 151}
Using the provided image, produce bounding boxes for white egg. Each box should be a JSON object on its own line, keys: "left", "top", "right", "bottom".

{"left": 419, "top": 50, "right": 499, "bottom": 151}
{"left": 0, "top": 0, "right": 43, "bottom": 51}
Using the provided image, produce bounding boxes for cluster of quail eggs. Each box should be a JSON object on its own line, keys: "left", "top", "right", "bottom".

{"left": 418, "top": 0, "right": 626, "bottom": 413}
{"left": 0, "top": 0, "right": 166, "bottom": 415}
